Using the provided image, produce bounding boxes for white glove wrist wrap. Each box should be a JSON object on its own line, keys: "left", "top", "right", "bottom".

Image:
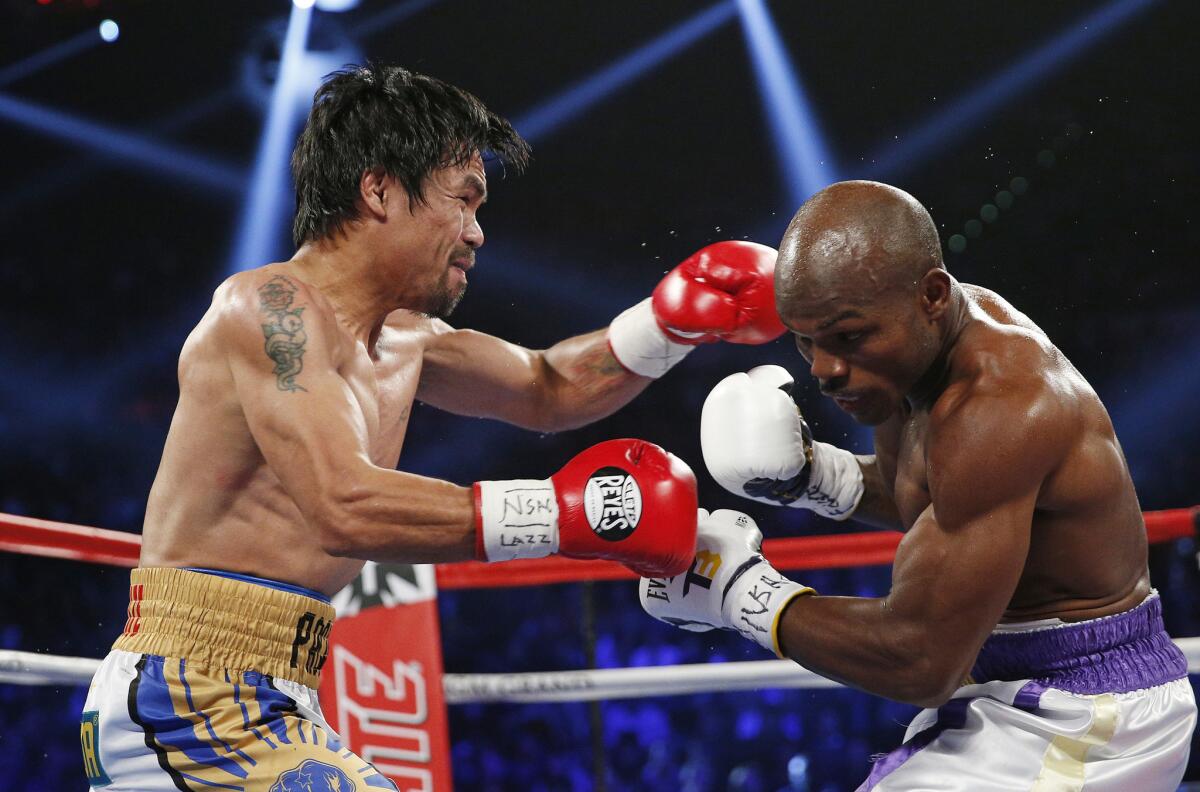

{"left": 477, "top": 479, "right": 560, "bottom": 561}
{"left": 722, "top": 559, "right": 813, "bottom": 656}
{"left": 607, "top": 298, "right": 695, "bottom": 378}
{"left": 797, "top": 442, "right": 865, "bottom": 521}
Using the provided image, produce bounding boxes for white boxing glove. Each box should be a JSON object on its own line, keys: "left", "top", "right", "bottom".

{"left": 700, "top": 365, "right": 864, "bottom": 520}
{"left": 639, "top": 509, "right": 813, "bottom": 656}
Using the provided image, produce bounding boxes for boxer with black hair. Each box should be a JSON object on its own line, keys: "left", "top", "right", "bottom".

{"left": 80, "top": 63, "right": 785, "bottom": 790}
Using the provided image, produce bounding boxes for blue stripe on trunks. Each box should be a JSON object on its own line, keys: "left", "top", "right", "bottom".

{"left": 179, "top": 659, "right": 257, "bottom": 767}
{"left": 133, "top": 655, "right": 249, "bottom": 781}
{"left": 178, "top": 771, "right": 245, "bottom": 790}
{"left": 244, "top": 672, "right": 298, "bottom": 745}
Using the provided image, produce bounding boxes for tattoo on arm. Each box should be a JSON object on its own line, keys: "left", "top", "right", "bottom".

{"left": 571, "top": 345, "right": 628, "bottom": 384}
{"left": 562, "top": 340, "right": 636, "bottom": 402}
{"left": 258, "top": 275, "right": 308, "bottom": 392}
{"left": 579, "top": 343, "right": 628, "bottom": 377}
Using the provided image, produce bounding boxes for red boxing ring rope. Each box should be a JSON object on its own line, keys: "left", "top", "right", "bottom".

{"left": 1, "top": 506, "right": 1196, "bottom": 588}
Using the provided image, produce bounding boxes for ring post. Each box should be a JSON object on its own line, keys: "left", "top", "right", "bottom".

{"left": 321, "top": 562, "right": 453, "bottom": 792}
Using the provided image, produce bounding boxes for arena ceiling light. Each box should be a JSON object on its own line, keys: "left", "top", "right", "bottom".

{"left": 735, "top": 0, "right": 837, "bottom": 207}
{"left": 0, "top": 87, "right": 238, "bottom": 218}
{"left": 227, "top": 1, "right": 315, "bottom": 274}
{"left": 98, "top": 19, "right": 120, "bottom": 43}
{"left": 513, "top": 1, "right": 738, "bottom": 143}
{"left": 0, "top": 15, "right": 242, "bottom": 198}
{"left": 0, "top": 92, "right": 244, "bottom": 194}
{"left": 0, "top": 25, "right": 109, "bottom": 89}
{"left": 316, "top": 0, "right": 360, "bottom": 11}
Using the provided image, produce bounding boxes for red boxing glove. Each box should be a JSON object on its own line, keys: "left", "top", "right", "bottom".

{"left": 607, "top": 241, "right": 787, "bottom": 378}
{"left": 652, "top": 241, "right": 786, "bottom": 345}
{"left": 475, "top": 439, "right": 698, "bottom": 577}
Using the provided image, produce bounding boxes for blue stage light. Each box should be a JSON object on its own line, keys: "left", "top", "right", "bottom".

{"left": 0, "top": 87, "right": 238, "bottom": 217}
{"left": 513, "top": 1, "right": 737, "bottom": 143}
{"left": 227, "top": 2, "right": 314, "bottom": 273}
{"left": 736, "top": 0, "right": 837, "bottom": 207}
{"left": 864, "top": 0, "right": 1162, "bottom": 178}
{"left": 98, "top": 19, "right": 120, "bottom": 43}
{"left": 0, "top": 28, "right": 103, "bottom": 88}
{"left": 0, "top": 92, "right": 243, "bottom": 194}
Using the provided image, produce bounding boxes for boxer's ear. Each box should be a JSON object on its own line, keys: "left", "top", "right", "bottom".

{"left": 919, "top": 269, "right": 953, "bottom": 321}
{"left": 359, "top": 167, "right": 391, "bottom": 220}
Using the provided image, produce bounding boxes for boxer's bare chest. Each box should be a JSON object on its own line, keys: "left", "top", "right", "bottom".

{"left": 874, "top": 408, "right": 932, "bottom": 529}
{"left": 339, "top": 321, "right": 429, "bottom": 471}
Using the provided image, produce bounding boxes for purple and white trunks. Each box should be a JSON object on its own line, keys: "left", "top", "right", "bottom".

{"left": 857, "top": 592, "right": 1196, "bottom": 791}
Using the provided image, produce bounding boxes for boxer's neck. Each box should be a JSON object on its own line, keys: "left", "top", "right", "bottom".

{"left": 906, "top": 285, "right": 971, "bottom": 412}
{"left": 290, "top": 237, "right": 394, "bottom": 351}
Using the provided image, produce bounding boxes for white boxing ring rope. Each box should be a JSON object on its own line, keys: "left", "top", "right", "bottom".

{"left": 4, "top": 640, "right": 1200, "bottom": 704}
{"left": 2, "top": 508, "right": 1198, "bottom": 704}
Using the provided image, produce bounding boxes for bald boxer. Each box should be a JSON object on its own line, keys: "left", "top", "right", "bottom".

{"left": 80, "top": 64, "right": 784, "bottom": 791}
{"left": 643, "top": 181, "right": 1196, "bottom": 790}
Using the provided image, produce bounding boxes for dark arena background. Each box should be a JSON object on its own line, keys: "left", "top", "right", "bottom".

{"left": 2, "top": 0, "right": 1199, "bottom": 790}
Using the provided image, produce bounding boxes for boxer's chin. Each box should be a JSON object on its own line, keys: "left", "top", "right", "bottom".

{"left": 426, "top": 281, "right": 466, "bottom": 319}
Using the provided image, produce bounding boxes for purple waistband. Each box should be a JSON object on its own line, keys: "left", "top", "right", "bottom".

{"left": 970, "top": 595, "right": 1187, "bottom": 695}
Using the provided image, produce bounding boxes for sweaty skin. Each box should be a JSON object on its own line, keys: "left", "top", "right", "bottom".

{"left": 139, "top": 156, "right": 649, "bottom": 596}
{"left": 771, "top": 181, "right": 1148, "bottom": 707}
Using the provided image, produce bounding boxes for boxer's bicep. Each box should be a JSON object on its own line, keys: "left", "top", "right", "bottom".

{"left": 418, "top": 323, "right": 551, "bottom": 426}
{"left": 219, "top": 275, "right": 373, "bottom": 531}
{"left": 887, "top": 494, "right": 1035, "bottom": 685}
{"left": 419, "top": 321, "right": 647, "bottom": 431}
{"left": 886, "top": 391, "right": 1063, "bottom": 682}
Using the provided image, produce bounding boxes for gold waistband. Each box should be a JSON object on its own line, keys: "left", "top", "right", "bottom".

{"left": 112, "top": 566, "right": 335, "bottom": 688}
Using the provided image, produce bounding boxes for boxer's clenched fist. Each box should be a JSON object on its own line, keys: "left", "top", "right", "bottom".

{"left": 475, "top": 438, "right": 698, "bottom": 577}
{"left": 702, "top": 365, "right": 865, "bottom": 520}
{"left": 608, "top": 241, "right": 787, "bottom": 378}
{"left": 651, "top": 241, "right": 785, "bottom": 345}
{"left": 639, "top": 509, "right": 813, "bottom": 655}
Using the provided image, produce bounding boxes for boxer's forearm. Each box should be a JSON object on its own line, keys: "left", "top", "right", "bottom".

{"left": 536, "top": 328, "right": 653, "bottom": 430}
{"left": 848, "top": 455, "right": 904, "bottom": 530}
{"left": 775, "top": 594, "right": 967, "bottom": 708}
{"left": 314, "top": 466, "right": 478, "bottom": 563}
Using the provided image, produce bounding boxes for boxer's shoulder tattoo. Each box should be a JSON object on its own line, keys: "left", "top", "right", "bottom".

{"left": 257, "top": 275, "right": 308, "bottom": 393}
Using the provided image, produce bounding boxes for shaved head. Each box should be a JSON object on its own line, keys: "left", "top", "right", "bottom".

{"left": 774, "top": 181, "right": 958, "bottom": 426}
{"left": 777, "top": 180, "right": 944, "bottom": 306}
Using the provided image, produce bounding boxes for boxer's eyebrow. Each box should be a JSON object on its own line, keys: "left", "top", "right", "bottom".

{"left": 818, "top": 310, "right": 864, "bottom": 331}
{"left": 461, "top": 174, "right": 488, "bottom": 204}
